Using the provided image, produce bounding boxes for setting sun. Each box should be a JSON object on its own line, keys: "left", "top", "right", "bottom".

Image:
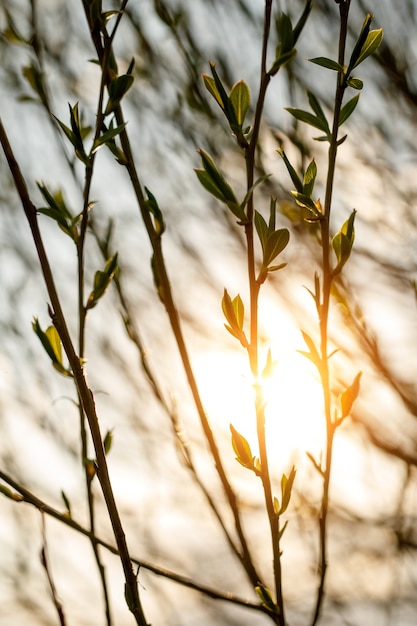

{"left": 194, "top": 323, "right": 325, "bottom": 473}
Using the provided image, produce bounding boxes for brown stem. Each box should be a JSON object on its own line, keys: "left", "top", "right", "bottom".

{"left": 0, "top": 118, "right": 148, "bottom": 626}
{"left": 78, "top": 0, "right": 262, "bottom": 590}
{"left": 0, "top": 469, "right": 273, "bottom": 617}
{"left": 311, "top": 2, "right": 350, "bottom": 624}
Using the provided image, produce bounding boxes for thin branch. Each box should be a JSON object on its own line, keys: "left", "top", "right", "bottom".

{"left": 0, "top": 117, "right": 148, "bottom": 626}
{"left": 0, "top": 469, "right": 271, "bottom": 617}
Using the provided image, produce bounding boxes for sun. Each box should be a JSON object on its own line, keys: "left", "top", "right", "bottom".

{"left": 193, "top": 323, "right": 325, "bottom": 473}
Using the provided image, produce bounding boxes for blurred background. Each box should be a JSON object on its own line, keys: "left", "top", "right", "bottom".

{"left": 1, "top": 0, "right": 417, "bottom": 624}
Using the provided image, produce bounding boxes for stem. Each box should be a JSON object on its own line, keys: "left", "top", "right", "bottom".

{"left": 79, "top": 0, "right": 262, "bottom": 590}
{"left": 311, "top": 2, "right": 350, "bottom": 624}
{"left": 0, "top": 118, "right": 148, "bottom": 626}
{"left": 26, "top": 2, "right": 113, "bottom": 621}
{"left": 244, "top": 3, "right": 285, "bottom": 623}
{"left": 0, "top": 469, "right": 274, "bottom": 617}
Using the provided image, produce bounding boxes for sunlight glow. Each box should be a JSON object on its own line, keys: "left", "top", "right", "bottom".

{"left": 194, "top": 324, "right": 325, "bottom": 473}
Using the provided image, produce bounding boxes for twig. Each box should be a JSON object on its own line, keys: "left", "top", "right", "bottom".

{"left": 40, "top": 513, "right": 67, "bottom": 626}
{"left": 0, "top": 469, "right": 271, "bottom": 617}
{"left": 0, "top": 117, "right": 148, "bottom": 626}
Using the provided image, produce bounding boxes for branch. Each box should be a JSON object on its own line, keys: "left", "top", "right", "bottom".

{"left": 0, "top": 469, "right": 270, "bottom": 616}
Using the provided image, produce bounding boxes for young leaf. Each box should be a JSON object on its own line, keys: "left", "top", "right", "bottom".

{"left": 285, "top": 107, "right": 330, "bottom": 136}
{"left": 202, "top": 74, "right": 224, "bottom": 110}
{"left": 103, "top": 429, "right": 113, "bottom": 455}
{"left": 254, "top": 211, "right": 269, "bottom": 253}
{"left": 145, "top": 187, "right": 165, "bottom": 236}
{"left": 105, "top": 73, "right": 134, "bottom": 115}
{"left": 303, "top": 158, "right": 317, "bottom": 197}
{"left": 196, "top": 150, "right": 237, "bottom": 205}
{"left": 352, "top": 27, "right": 383, "bottom": 70}
{"left": 32, "top": 318, "right": 72, "bottom": 377}
{"left": 91, "top": 121, "right": 127, "bottom": 153}
{"left": 292, "top": 0, "right": 313, "bottom": 44}
{"left": 255, "top": 585, "right": 279, "bottom": 614}
{"left": 279, "top": 465, "right": 296, "bottom": 515}
{"left": 291, "top": 191, "right": 322, "bottom": 218}
{"left": 230, "top": 424, "right": 254, "bottom": 471}
{"left": 347, "top": 77, "right": 363, "bottom": 90}
{"left": 339, "top": 94, "right": 360, "bottom": 126}
{"left": 307, "top": 92, "right": 329, "bottom": 130}
{"left": 37, "top": 183, "right": 80, "bottom": 242}
{"left": 340, "top": 372, "right": 362, "bottom": 418}
{"left": 262, "top": 228, "right": 290, "bottom": 268}
{"left": 308, "top": 57, "right": 344, "bottom": 72}
{"left": 298, "top": 330, "right": 322, "bottom": 372}
{"left": 222, "top": 290, "right": 248, "bottom": 347}
{"left": 86, "top": 253, "right": 118, "bottom": 309}
{"left": 208, "top": 62, "right": 230, "bottom": 114}
{"left": 54, "top": 103, "right": 89, "bottom": 164}
{"left": 277, "top": 149, "right": 303, "bottom": 193}
{"left": 262, "top": 349, "right": 277, "bottom": 379}
{"left": 331, "top": 209, "right": 356, "bottom": 276}
{"left": 229, "top": 80, "right": 250, "bottom": 126}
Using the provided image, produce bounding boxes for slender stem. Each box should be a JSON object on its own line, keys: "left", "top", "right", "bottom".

{"left": 0, "top": 469, "right": 276, "bottom": 617}
{"left": 0, "top": 118, "right": 148, "bottom": 626}
{"left": 311, "top": 3, "right": 350, "bottom": 624}
{"left": 241, "top": 3, "right": 287, "bottom": 623}
{"left": 79, "top": 0, "right": 262, "bottom": 589}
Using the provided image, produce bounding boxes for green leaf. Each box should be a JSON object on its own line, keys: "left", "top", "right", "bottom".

{"left": 37, "top": 183, "right": 80, "bottom": 241}
{"left": 347, "top": 13, "right": 373, "bottom": 73}
{"left": 306, "top": 92, "right": 331, "bottom": 139}
{"left": 263, "top": 228, "right": 290, "bottom": 268}
{"left": 92, "top": 121, "right": 127, "bottom": 153}
{"left": 255, "top": 585, "right": 278, "bottom": 614}
{"left": 255, "top": 211, "right": 269, "bottom": 253}
{"left": 291, "top": 191, "right": 321, "bottom": 217}
{"left": 22, "top": 61, "right": 45, "bottom": 102}
{"left": 270, "top": 49, "right": 297, "bottom": 75}
{"left": 105, "top": 73, "right": 134, "bottom": 115}
{"left": 209, "top": 62, "right": 230, "bottom": 114}
{"left": 86, "top": 253, "right": 118, "bottom": 309}
{"left": 303, "top": 159, "right": 317, "bottom": 197}
{"left": 279, "top": 466, "right": 296, "bottom": 515}
{"left": 352, "top": 28, "right": 383, "bottom": 69}
{"left": 276, "top": 13, "right": 294, "bottom": 55}
{"left": 347, "top": 77, "right": 363, "bottom": 90}
{"left": 277, "top": 149, "right": 303, "bottom": 193}
{"left": 32, "top": 318, "right": 72, "bottom": 377}
{"left": 222, "top": 290, "right": 248, "bottom": 347}
{"left": 285, "top": 107, "right": 330, "bottom": 135}
{"left": 293, "top": 0, "right": 313, "bottom": 44}
{"left": 308, "top": 57, "right": 344, "bottom": 72}
{"left": 339, "top": 94, "right": 360, "bottom": 126}
{"left": 340, "top": 372, "right": 362, "bottom": 418}
{"left": 145, "top": 187, "right": 165, "bottom": 236}
{"left": 103, "top": 429, "right": 113, "bottom": 455}
{"left": 54, "top": 103, "right": 89, "bottom": 164}
{"left": 229, "top": 80, "right": 250, "bottom": 126}
{"left": 202, "top": 74, "right": 224, "bottom": 110}
{"left": 196, "top": 150, "right": 237, "bottom": 205}
{"left": 230, "top": 424, "right": 254, "bottom": 470}
{"left": 332, "top": 209, "right": 356, "bottom": 275}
